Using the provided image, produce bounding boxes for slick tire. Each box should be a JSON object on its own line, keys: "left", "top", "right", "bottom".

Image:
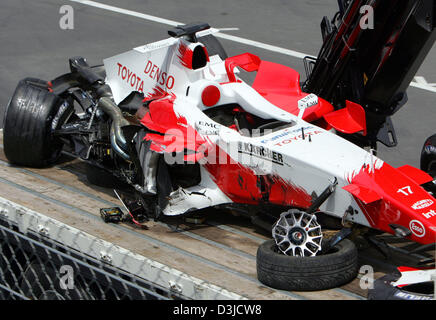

{"left": 199, "top": 34, "right": 228, "bottom": 60}
{"left": 420, "top": 134, "right": 436, "bottom": 175}
{"left": 256, "top": 239, "right": 358, "bottom": 291}
{"left": 3, "top": 78, "right": 66, "bottom": 167}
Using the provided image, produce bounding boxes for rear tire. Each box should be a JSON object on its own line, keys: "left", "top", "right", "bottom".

{"left": 3, "top": 78, "right": 67, "bottom": 167}
{"left": 256, "top": 239, "right": 358, "bottom": 291}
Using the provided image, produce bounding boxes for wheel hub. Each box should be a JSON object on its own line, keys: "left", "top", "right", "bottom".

{"left": 272, "top": 209, "right": 323, "bottom": 257}
{"left": 289, "top": 227, "right": 306, "bottom": 245}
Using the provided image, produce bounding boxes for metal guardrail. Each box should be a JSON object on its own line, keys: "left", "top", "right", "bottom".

{"left": 0, "top": 223, "right": 169, "bottom": 300}
{"left": 0, "top": 197, "right": 245, "bottom": 300}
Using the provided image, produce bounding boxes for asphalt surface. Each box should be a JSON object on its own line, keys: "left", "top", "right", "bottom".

{"left": 0, "top": 0, "right": 435, "bottom": 168}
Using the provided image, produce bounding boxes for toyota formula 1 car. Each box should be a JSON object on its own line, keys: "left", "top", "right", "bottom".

{"left": 3, "top": 0, "right": 436, "bottom": 291}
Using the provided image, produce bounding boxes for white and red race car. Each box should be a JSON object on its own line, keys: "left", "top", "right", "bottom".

{"left": 101, "top": 25, "right": 436, "bottom": 241}
{"left": 3, "top": 11, "right": 435, "bottom": 291}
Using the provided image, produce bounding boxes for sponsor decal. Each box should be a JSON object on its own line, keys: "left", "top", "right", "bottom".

{"left": 117, "top": 62, "right": 145, "bottom": 93}
{"left": 143, "top": 60, "right": 175, "bottom": 90}
{"left": 195, "top": 121, "right": 220, "bottom": 135}
{"left": 238, "top": 142, "right": 283, "bottom": 165}
{"left": 409, "top": 220, "right": 425, "bottom": 238}
{"left": 197, "top": 121, "right": 220, "bottom": 129}
{"left": 116, "top": 61, "right": 175, "bottom": 93}
{"left": 273, "top": 129, "right": 323, "bottom": 147}
{"left": 260, "top": 126, "right": 312, "bottom": 144}
{"left": 422, "top": 209, "right": 436, "bottom": 219}
{"left": 141, "top": 39, "right": 174, "bottom": 51}
{"left": 298, "top": 94, "right": 318, "bottom": 118}
{"left": 411, "top": 199, "right": 433, "bottom": 210}
{"left": 298, "top": 94, "right": 318, "bottom": 109}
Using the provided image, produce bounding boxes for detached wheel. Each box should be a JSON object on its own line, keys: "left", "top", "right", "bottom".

{"left": 256, "top": 210, "right": 358, "bottom": 291}
{"left": 257, "top": 239, "right": 358, "bottom": 291}
{"left": 3, "top": 78, "right": 70, "bottom": 167}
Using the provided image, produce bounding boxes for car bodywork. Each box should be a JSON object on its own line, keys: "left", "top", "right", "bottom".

{"left": 4, "top": 0, "right": 435, "bottom": 252}
{"left": 369, "top": 267, "right": 435, "bottom": 300}
{"left": 93, "top": 24, "right": 436, "bottom": 245}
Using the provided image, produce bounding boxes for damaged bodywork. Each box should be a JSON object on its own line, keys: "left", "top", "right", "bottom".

{"left": 2, "top": 0, "right": 435, "bottom": 292}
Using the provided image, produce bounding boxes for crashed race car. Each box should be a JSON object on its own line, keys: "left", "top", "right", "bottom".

{"left": 3, "top": 0, "right": 435, "bottom": 292}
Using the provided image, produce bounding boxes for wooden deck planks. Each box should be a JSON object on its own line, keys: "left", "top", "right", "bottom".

{"left": 0, "top": 132, "right": 368, "bottom": 300}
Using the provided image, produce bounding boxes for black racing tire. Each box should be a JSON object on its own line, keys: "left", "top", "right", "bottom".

{"left": 420, "top": 134, "right": 436, "bottom": 175}
{"left": 256, "top": 239, "right": 358, "bottom": 291}
{"left": 199, "top": 34, "right": 228, "bottom": 60}
{"left": 3, "top": 78, "right": 66, "bottom": 167}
